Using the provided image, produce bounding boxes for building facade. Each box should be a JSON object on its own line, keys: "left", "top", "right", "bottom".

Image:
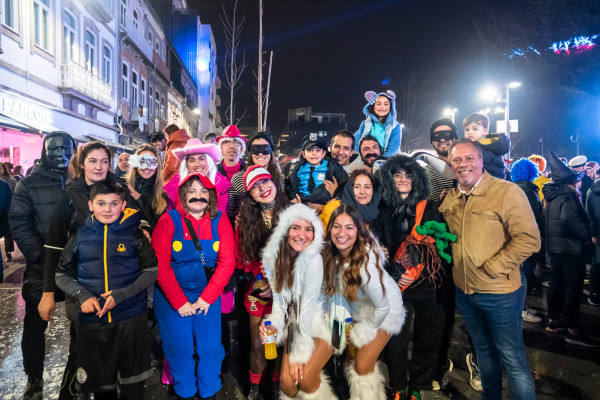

{"left": 286, "top": 106, "right": 347, "bottom": 154}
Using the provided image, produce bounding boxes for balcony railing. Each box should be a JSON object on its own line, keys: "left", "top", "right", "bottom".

{"left": 120, "top": 16, "right": 153, "bottom": 63}
{"left": 59, "top": 61, "right": 112, "bottom": 106}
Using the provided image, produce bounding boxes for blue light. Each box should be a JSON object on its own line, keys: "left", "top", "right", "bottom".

{"left": 381, "top": 78, "right": 390, "bottom": 85}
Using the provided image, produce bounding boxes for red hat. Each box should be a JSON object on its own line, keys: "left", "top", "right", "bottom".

{"left": 217, "top": 125, "right": 247, "bottom": 154}
{"left": 171, "top": 138, "right": 221, "bottom": 163}
{"left": 179, "top": 171, "right": 215, "bottom": 190}
{"left": 243, "top": 165, "right": 272, "bottom": 192}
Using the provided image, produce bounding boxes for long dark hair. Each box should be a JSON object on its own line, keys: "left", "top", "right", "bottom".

{"left": 247, "top": 134, "right": 283, "bottom": 186}
{"left": 237, "top": 181, "right": 289, "bottom": 262}
{"left": 322, "top": 205, "right": 385, "bottom": 302}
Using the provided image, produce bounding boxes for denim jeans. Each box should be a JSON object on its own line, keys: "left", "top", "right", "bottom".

{"left": 455, "top": 285, "right": 535, "bottom": 400}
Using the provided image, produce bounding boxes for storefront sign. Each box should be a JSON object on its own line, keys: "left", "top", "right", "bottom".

{"left": 0, "top": 94, "right": 52, "bottom": 125}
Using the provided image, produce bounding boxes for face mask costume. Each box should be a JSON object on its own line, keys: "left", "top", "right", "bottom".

{"left": 129, "top": 154, "right": 159, "bottom": 170}
{"left": 42, "top": 132, "right": 75, "bottom": 173}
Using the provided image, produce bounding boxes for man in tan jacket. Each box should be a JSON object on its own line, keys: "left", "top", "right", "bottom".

{"left": 162, "top": 124, "right": 190, "bottom": 183}
{"left": 439, "top": 139, "right": 540, "bottom": 399}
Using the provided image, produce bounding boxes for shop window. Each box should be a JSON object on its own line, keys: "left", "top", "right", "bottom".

{"left": 33, "top": 0, "right": 51, "bottom": 51}
{"left": 85, "top": 30, "right": 96, "bottom": 74}
{"left": 148, "top": 29, "right": 152, "bottom": 44}
{"left": 102, "top": 46, "right": 111, "bottom": 84}
{"left": 3, "top": 0, "right": 18, "bottom": 31}
{"left": 62, "top": 10, "right": 76, "bottom": 61}
{"left": 122, "top": 62, "right": 129, "bottom": 100}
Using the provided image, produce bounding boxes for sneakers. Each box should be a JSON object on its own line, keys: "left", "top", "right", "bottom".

{"left": 23, "top": 377, "right": 43, "bottom": 400}
{"left": 431, "top": 358, "right": 453, "bottom": 390}
{"left": 247, "top": 383, "right": 261, "bottom": 400}
{"left": 522, "top": 309, "right": 542, "bottom": 323}
{"left": 465, "top": 353, "right": 482, "bottom": 392}
{"left": 564, "top": 332, "right": 600, "bottom": 348}
{"left": 588, "top": 296, "right": 600, "bottom": 307}
{"left": 545, "top": 322, "right": 566, "bottom": 334}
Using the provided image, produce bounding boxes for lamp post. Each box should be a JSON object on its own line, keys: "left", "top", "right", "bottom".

{"left": 505, "top": 81, "right": 521, "bottom": 161}
{"left": 443, "top": 108, "right": 458, "bottom": 123}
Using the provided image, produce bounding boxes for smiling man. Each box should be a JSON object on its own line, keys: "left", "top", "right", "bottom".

{"left": 439, "top": 138, "right": 540, "bottom": 400}
{"left": 329, "top": 130, "right": 364, "bottom": 174}
{"left": 217, "top": 125, "right": 246, "bottom": 182}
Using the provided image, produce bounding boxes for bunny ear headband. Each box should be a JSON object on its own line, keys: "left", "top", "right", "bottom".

{"left": 365, "top": 90, "right": 397, "bottom": 102}
{"left": 129, "top": 153, "right": 159, "bottom": 170}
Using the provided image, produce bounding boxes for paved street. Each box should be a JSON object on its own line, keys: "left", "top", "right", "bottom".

{"left": 1, "top": 241, "right": 599, "bottom": 399}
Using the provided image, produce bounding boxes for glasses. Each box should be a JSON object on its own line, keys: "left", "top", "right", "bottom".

{"left": 393, "top": 172, "right": 413, "bottom": 181}
{"left": 222, "top": 139, "right": 241, "bottom": 147}
{"left": 432, "top": 130, "right": 456, "bottom": 142}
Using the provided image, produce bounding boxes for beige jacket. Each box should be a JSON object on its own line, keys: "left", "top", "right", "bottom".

{"left": 439, "top": 172, "right": 541, "bottom": 294}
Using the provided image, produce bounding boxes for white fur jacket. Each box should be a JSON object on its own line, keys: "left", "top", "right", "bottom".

{"left": 262, "top": 204, "right": 325, "bottom": 365}
{"left": 344, "top": 244, "right": 405, "bottom": 348}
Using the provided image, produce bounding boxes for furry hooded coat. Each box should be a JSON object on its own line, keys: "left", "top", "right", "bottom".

{"left": 261, "top": 204, "right": 327, "bottom": 365}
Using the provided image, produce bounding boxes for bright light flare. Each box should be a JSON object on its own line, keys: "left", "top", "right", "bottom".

{"left": 508, "top": 81, "right": 522, "bottom": 89}
{"left": 480, "top": 85, "right": 498, "bottom": 102}
{"left": 197, "top": 59, "right": 209, "bottom": 72}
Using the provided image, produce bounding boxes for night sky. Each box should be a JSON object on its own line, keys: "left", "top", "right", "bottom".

{"left": 189, "top": 0, "right": 600, "bottom": 160}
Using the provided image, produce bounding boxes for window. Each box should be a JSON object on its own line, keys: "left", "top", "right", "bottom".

{"left": 154, "top": 91, "right": 159, "bottom": 118}
{"left": 141, "top": 78, "right": 146, "bottom": 107}
{"left": 120, "top": 0, "right": 127, "bottom": 27}
{"left": 2, "top": 0, "right": 18, "bottom": 31}
{"left": 148, "top": 29, "right": 152, "bottom": 44}
{"left": 62, "top": 10, "right": 76, "bottom": 61}
{"left": 122, "top": 62, "right": 129, "bottom": 100}
{"left": 148, "top": 85, "right": 153, "bottom": 115}
{"left": 131, "top": 70, "right": 138, "bottom": 107}
{"left": 132, "top": 9, "right": 138, "bottom": 29}
{"left": 102, "top": 46, "right": 111, "bottom": 84}
{"left": 85, "top": 30, "right": 96, "bottom": 73}
{"left": 161, "top": 95, "right": 166, "bottom": 119}
{"left": 155, "top": 39, "right": 159, "bottom": 53}
{"left": 33, "top": 0, "right": 51, "bottom": 51}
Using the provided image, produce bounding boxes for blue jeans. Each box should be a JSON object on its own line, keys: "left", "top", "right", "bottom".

{"left": 455, "top": 285, "right": 535, "bottom": 400}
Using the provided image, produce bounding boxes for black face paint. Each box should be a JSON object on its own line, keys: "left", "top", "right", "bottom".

{"left": 250, "top": 144, "right": 271, "bottom": 156}
{"left": 189, "top": 197, "right": 209, "bottom": 204}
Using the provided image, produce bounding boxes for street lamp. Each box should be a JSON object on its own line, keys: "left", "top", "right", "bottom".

{"left": 443, "top": 107, "right": 458, "bottom": 123}
{"left": 505, "top": 81, "right": 521, "bottom": 161}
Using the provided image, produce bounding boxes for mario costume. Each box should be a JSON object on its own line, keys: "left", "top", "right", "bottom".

{"left": 152, "top": 173, "right": 235, "bottom": 399}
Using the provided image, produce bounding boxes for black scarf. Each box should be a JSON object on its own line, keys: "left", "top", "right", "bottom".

{"left": 135, "top": 173, "right": 157, "bottom": 197}
{"left": 340, "top": 181, "right": 381, "bottom": 223}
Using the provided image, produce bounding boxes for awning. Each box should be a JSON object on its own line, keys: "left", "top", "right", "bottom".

{"left": 0, "top": 112, "right": 88, "bottom": 142}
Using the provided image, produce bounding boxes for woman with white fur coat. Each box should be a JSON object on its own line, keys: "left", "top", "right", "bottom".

{"left": 322, "top": 205, "right": 404, "bottom": 400}
{"left": 259, "top": 203, "right": 338, "bottom": 399}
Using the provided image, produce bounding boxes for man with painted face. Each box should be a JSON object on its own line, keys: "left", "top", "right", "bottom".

{"left": 9, "top": 131, "right": 75, "bottom": 400}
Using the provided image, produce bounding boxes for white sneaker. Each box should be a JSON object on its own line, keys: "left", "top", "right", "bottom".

{"left": 466, "top": 353, "right": 483, "bottom": 392}
{"left": 522, "top": 310, "right": 542, "bottom": 323}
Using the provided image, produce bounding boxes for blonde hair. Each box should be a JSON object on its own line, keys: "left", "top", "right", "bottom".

{"left": 127, "top": 144, "right": 167, "bottom": 215}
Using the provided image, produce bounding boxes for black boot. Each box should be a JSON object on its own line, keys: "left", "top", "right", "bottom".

{"left": 247, "top": 383, "right": 261, "bottom": 400}
{"left": 23, "top": 376, "right": 43, "bottom": 400}
{"left": 271, "top": 381, "right": 280, "bottom": 400}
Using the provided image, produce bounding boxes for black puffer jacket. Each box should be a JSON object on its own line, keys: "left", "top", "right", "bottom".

{"left": 514, "top": 180, "right": 546, "bottom": 264}
{"left": 9, "top": 164, "right": 67, "bottom": 276}
{"left": 586, "top": 180, "right": 600, "bottom": 239}
{"left": 542, "top": 182, "right": 590, "bottom": 255}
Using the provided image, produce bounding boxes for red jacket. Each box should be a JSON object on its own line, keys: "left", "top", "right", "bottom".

{"left": 152, "top": 197, "right": 235, "bottom": 310}
{"left": 163, "top": 129, "right": 190, "bottom": 183}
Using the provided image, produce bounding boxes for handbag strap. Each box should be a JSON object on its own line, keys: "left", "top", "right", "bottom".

{"left": 184, "top": 218, "right": 208, "bottom": 267}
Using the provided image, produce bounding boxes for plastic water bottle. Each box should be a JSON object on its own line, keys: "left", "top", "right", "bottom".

{"left": 254, "top": 274, "right": 269, "bottom": 305}
{"left": 264, "top": 321, "right": 277, "bottom": 360}
{"left": 345, "top": 317, "right": 358, "bottom": 358}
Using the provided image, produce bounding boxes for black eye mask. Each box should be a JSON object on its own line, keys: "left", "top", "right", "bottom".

{"left": 431, "top": 130, "right": 457, "bottom": 142}
{"left": 188, "top": 197, "right": 208, "bottom": 204}
{"left": 250, "top": 144, "right": 271, "bottom": 156}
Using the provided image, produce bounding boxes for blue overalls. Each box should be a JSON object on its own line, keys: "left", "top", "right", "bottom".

{"left": 154, "top": 209, "right": 224, "bottom": 398}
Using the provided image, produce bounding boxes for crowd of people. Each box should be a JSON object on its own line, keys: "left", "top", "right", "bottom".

{"left": 0, "top": 89, "right": 598, "bottom": 400}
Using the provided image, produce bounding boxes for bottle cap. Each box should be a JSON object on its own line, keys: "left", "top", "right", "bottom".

{"left": 257, "top": 274, "right": 263, "bottom": 280}
{"left": 265, "top": 321, "right": 271, "bottom": 326}
{"left": 345, "top": 317, "right": 352, "bottom": 323}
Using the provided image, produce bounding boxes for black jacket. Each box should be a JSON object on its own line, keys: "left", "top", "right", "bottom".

{"left": 586, "top": 180, "right": 600, "bottom": 239}
{"left": 479, "top": 134, "right": 510, "bottom": 180}
{"left": 0, "top": 180, "right": 11, "bottom": 239}
{"left": 542, "top": 182, "right": 590, "bottom": 255}
{"left": 9, "top": 164, "right": 67, "bottom": 276}
{"left": 514, "top": 181, "right": 546, "bottom": 265}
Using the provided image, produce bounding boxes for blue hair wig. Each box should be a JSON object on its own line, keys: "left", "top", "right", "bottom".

{"left": 511, "top": 158, "right": 539, "bottom": 182}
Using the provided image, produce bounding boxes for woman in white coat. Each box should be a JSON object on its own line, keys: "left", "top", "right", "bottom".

{"left": 322, "top": 205, "right": 405, "bottom": 400}
{"left": 259, "top": 203, "right": 337, "bottom": 399}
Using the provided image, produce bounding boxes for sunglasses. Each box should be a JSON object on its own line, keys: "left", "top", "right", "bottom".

{"left": 250, "top": 144, "right": 271, "bottom": 156}
{"left": 432, "top": 130, "right": 457, "bottom": 142}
